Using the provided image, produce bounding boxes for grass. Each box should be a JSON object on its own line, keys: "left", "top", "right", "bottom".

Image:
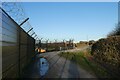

{"left": 47, "top": 48, "right": 55, "bottom": 51}
{"left": 58, "top": 50, "right": 110, "bottom": 78}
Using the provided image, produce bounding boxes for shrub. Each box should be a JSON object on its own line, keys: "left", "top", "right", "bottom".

{"left": 107, "top": 23, "right": 120, "bottom": 37}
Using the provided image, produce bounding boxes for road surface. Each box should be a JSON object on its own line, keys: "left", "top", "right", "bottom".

{"left": 22, "top": 47, "right": 97, "bottom": 79}
{"left": 39, "top": 50, "right": 96, "bottom": 78}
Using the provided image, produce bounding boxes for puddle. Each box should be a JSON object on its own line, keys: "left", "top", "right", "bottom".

{"left": 40, "top": 57, "right": 49, "bottom": 77}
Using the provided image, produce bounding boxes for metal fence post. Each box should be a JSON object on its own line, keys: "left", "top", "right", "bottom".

{"left": 18, "top": 18, "right": 29, "bottom": 77}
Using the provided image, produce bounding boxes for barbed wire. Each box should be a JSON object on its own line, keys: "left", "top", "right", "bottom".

{"left": 2, "top": 2, "right": 39, "bottom": 40}
{"left": 2, "top": 2, "right": 74, "bottom": 43}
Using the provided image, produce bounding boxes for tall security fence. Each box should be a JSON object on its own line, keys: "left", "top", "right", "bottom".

{"left": 2, "top": 2, "right": 39, "bottom": 40}
{"left": 0, "top": 8, "right": 35, "bottom": 78}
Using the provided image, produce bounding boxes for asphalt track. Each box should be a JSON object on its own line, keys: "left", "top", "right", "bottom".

{"left": 22, "top": 47, "right": 97, "bottom": 79}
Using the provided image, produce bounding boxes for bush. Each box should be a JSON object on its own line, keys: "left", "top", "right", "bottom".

{"left": 107, "top": 23, "right": 120, "bottom": 37}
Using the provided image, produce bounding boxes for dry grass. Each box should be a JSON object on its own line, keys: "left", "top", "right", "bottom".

{"left": 76, "top": 43, "right": 88, "bottom": 48}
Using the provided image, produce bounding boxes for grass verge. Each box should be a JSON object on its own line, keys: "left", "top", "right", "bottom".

{"left": 58, "top": 50, "right": 110, "bottom": 78}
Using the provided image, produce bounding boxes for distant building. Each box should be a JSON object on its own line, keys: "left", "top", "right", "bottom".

{"left": 36, "top": 40, "right": 75, "bottom": 51}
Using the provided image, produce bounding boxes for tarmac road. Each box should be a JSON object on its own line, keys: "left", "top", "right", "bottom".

{"left": 39, "top": 47, "right": 97, "bottom": 78}
{"left": 22, "top": 46, "right": 97, "bottom": 79}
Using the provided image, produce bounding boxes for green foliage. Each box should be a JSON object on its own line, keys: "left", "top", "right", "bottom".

{"left": 59, "top": 51, "right": 109, "bottom": 78}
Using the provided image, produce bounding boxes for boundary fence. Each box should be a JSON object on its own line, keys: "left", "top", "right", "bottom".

{"left": 0, "top": 8, "right": 35, "bottom": 78}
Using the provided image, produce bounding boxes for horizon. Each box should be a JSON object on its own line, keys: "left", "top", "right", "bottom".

{"left": 5, "top": 2, "right": 118, "bottom": 43}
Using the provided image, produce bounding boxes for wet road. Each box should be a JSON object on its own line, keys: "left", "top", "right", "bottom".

{"left": 39, "top": 51, "right": 96, "bottom": 78}
{"left": 22, "top": 48, "right": 97, "bottom": 78}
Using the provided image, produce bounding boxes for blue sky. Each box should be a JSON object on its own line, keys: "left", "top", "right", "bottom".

{"left": 22, "top": 2, "right": 118, "bottom": 42}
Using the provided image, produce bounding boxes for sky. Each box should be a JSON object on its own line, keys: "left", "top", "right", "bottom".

{"left": 21, "top": 2, "right": 118, "bottom": 42}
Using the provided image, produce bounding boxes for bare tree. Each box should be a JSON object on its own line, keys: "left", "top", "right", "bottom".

{"left": 107, "top": 23, "right": 120, "bottom": 37}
